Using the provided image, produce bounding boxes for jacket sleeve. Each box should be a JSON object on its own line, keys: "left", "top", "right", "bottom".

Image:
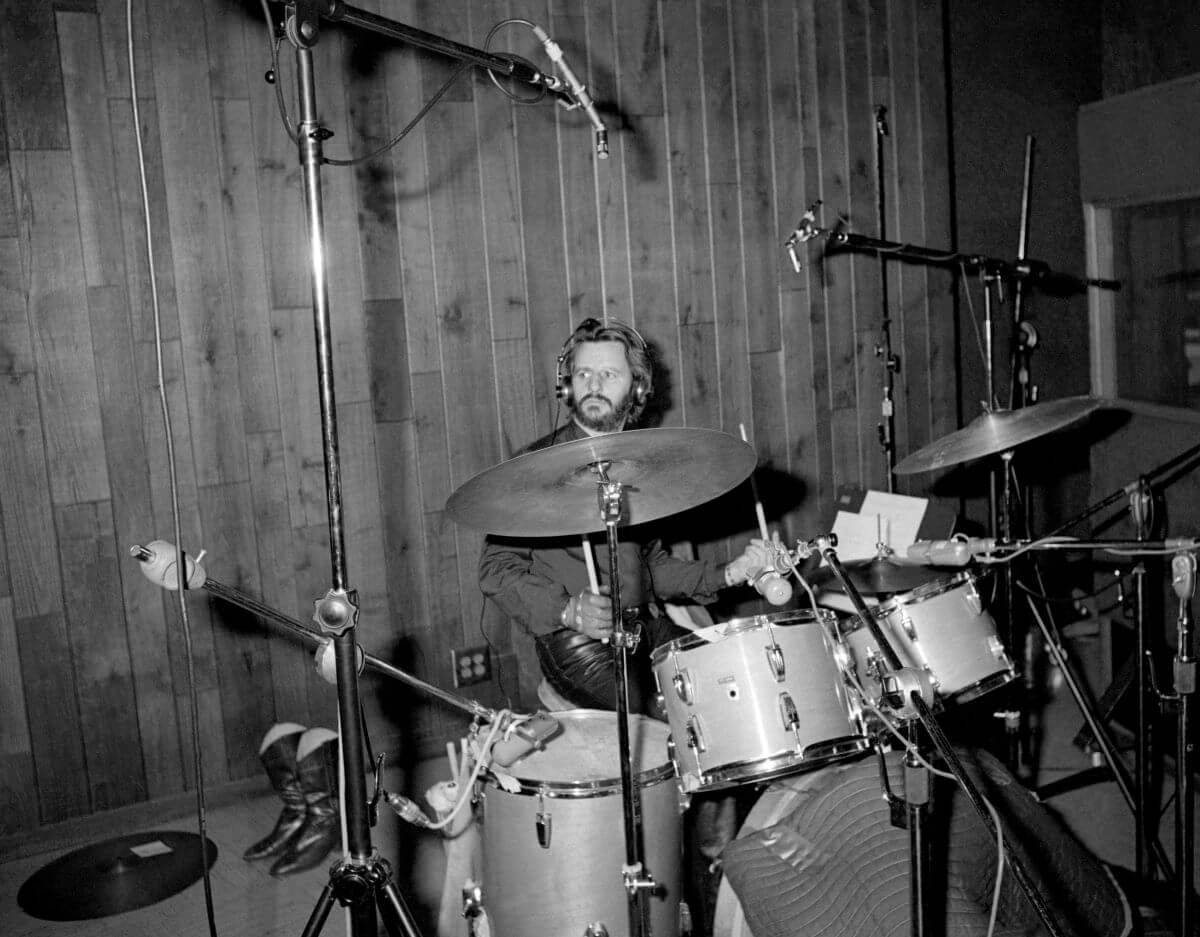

{"left": 641, "top": 539, "right": 727, "bottom": 605}
{"left": 478, "top": 536, "right": 572, "bottom": 637}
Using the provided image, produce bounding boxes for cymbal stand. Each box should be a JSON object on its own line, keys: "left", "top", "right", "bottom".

{"left": 808, "top": 535, "right": 1066, "bottom": 937}
{"left": 593, "top": 462, "right": 656, "bottom": 937}
{"left": 1169, "top": 549, "right": 1196, "bottom": 935}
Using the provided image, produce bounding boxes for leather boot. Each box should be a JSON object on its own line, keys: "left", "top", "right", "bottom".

{"left": 270, "top": 729, "right": 341, "bottom": 876}
{"left": 243, "top": 723, "right": 307, "bottom": 861}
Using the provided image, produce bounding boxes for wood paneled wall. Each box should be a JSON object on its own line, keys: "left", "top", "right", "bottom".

{"left": 0, "top": 0, "right": 954, "bottom": 836}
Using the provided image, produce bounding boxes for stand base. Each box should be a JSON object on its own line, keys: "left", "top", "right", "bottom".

{"left": 302, "top": 852, "right": 422, "bottom": 937}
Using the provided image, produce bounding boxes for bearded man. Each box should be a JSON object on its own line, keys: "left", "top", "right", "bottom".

{"left": 478, "top": 317, "right": 774, "bottom": 713}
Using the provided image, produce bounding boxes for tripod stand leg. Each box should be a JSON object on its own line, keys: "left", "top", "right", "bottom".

{"left": 301, "top": 882, "right": 338, "bottom": 937}
{"left": 378, "top": 878, "right": 423, "bottom": 937}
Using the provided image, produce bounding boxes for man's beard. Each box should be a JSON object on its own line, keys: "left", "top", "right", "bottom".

{"left": 574, "top": 391, "right": 635, "bottom": 433}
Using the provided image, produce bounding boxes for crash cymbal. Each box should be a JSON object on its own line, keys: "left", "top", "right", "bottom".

{"left": 810, "top": 555, "right": 948, "bottom": 595}
{"left": 17, "top": 831, "right": 217, "bottom": 921}
{"left": 893, "top": 395, "right": 1104, "bottom": 475}
{"left": 446, "top": 427, "right": 756, "bottom": 537}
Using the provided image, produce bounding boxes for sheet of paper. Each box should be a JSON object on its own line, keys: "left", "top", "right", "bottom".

{"left": 828, "top": 510, "right": 882, "bottom": 563}
{"left": 859, "top": 490, "right": 928, "bottom": 553}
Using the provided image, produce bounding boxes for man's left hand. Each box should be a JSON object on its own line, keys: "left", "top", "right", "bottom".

{"left": 724, "top": 536, "right": 779, "bottom": 586}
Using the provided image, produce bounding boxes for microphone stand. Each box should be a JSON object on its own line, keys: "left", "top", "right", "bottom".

{"left": 594, "top": 465, "right": 656, "bottom": 937}
{"left": 808, "top": 536, "right": 1066, "bottom": 937}
{"left": 1169, "top": 549, "right": 1197, "bottom": 936}
{"left": 271, "top": 4, "right": 576, "bottom": 933}
{"left": 873, "top": 105, "right": 899, "bottom": 491}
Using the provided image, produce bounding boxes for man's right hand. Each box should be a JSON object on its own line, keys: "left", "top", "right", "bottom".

{"left": 563, "top": 586, "right": 613, "bottom": 641}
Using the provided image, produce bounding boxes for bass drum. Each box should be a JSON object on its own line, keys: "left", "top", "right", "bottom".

{"left": 478, "top": 709, "right": 683, "bottom": 937}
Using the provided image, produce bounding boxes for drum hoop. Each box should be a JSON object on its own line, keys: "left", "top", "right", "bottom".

{"left": 488, "top": 760, "right": 675, "bottom": 797}
{"left": 651, "top": 608, "right": 836, "bottom": 662}
{"left": 688, "top": 737, "right": 870, "bottom": 790}
{"left": 874, "top": 570, "right": 975, "bottom": 614}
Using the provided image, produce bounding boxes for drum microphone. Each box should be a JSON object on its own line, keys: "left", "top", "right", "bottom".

{"left": 752, "top": 569, "right": 793, "bottom": 606}
{"left": 905, "top": 537, "right": 996, "bottom": 566}
{"left": 130, "top": 540, "right": 208, "bottom": 590}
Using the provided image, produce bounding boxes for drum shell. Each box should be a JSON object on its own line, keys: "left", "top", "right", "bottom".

{"left": 841, "top": 572, "right": 1014, "bottom": 703}
{"left": 651, "top": 610, "right": 867, "bottom": 792}
{"left": 479, "top": 711, "right": 682, "bottom": 937}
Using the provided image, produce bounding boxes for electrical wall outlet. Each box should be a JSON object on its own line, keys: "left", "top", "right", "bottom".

{"left": 451, "top": 645, "right": 492, "bottom": 687}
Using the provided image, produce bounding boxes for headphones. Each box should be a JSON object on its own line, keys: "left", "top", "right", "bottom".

{"left": 555, "top": 317, "right": 651, "bottom": 411}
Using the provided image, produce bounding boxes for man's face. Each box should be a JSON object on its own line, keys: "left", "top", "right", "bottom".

{"left": 570, "top": 340, "right": 635, "bottom": 433}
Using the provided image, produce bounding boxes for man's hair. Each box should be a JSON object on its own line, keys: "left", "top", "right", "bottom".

{"left": 557, "top": 317, "right": 653, "bottom": 422}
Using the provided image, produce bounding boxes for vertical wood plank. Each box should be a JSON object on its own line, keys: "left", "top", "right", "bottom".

{"left": 548, "top": 2, "right": 605, "bottom": 316}
{"left": 108, "top": 101, "right": 182, "bottom": 346}
{"left": 16, "top": 151, "right": 111, "bottom": 505}
{"left": 0, "top": 1, "right": 70, "bottom": 149}
{"left": 732, "top": 1, "right": 780, "bottom": 355}
{"left": 56, "top": 501, "right": 146, "bottom": 811}
{"left": 0, "top": 373, "right": 64, "bottom": 620}
{"left": 89, "top": 284, "right": 185, "bottom": 799}
{"left": 585, "top": 0, "right": 634, "bottom": 320}
{"left": 57, "top": 11, "right": 125, "bottom": 289}
{"left": 0, "top": 238, "right": 34, "bottom": 378}
{"left": 246, "top": 430, "right": 317, "bottom": 727}
{"left": 199, "top": 481, "right": 275, "bottom": 779}
{"left": 15, "top": 611, "right": 88, "bottom": 823}
{"left": 0, "top": 596, "right": 37, "bottom": 833}
{"left": 149, "top": 0, "right": 248, "bottom": 488}
{"left": 214, "top": 98, "right": 281, "bottom": 434}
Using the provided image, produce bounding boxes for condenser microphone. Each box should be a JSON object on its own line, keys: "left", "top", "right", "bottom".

{"left": 130, "top": 540, "right": 208, "bottom": 590}
{"left": 905, "top": 537, "right": 996, "bottom": 566}
{"left": 752, "top": 569, "right": 793, "bottom": 606}
{"left": 532, "top": 25, "right": 609, "bottom": 159}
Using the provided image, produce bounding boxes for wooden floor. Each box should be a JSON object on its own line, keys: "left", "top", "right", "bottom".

{"left": 0, "top": 764, "right": 451, "bottom": 937}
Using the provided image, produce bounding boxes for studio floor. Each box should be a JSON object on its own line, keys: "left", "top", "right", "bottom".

{"left": 1, "top": 621, "right": 1194, "bottom": 937}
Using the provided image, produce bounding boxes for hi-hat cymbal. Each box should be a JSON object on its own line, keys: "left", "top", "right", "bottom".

{"left": 446, "top": 427, "right": 756, "bottom": 537}
{"left": 17, "top": 831, "right": 217, "bottom": 921}
{"left": 893, "top": 396, "right": 1104, "bottom": 475}
{"left": 809, "top": 555, "right": 947, "bottom": 595}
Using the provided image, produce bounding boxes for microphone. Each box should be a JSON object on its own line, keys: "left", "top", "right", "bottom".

{"left": 532, "top": 25, "right": 609, "bottom": 159}
{"left": 905, "top": 537, "right": 996, "bottom": 566}
{"left": 752, "top": 569, "right": 793, "bottom": 606}
{"left": 130, "top": 540, "right": 207, "bottom": 590}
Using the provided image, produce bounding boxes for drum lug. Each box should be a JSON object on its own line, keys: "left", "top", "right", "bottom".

{"left": 899, "top": 611, "right": 918, "bottom": 643}
{"left": 584, "top": 924, "right": 610, "bottom": 937}
{"left": 536, "top": 789, "right": 552, "bottom": 849}
{"left": 965, "top": 581, "right": 984, "bottom": 615}
{"left": 765, "top": 640, "right": 786, "bottom": 682}
{"left": 672, "top": 667, "right": 694, "bottom": 704}
{"left": 988, "top": 635, "right": 1011, "bottom": 665}
{"left": 685, "top": 714, "right": 707, "bottom": 753}
{"left": 779, "top": 691, "right": 800, "bottom": 734}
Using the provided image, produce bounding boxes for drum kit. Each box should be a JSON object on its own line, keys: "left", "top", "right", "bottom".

{"left": 440, "top": 396, "right": 1112, "bottom": 937}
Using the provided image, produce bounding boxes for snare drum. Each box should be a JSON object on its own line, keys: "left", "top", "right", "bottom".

{"left": 840, "top": 572, "right": 1014, "bottom": 704}
{"left": 478, "top": 710, "right": 682, "bottom": 937}
{"left": 650, "top": 610, "right": 868, "bottom": 793}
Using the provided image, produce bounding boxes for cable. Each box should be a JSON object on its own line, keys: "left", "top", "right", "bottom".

{"left": 126, "top": 4, "right": 217, "bottom": 935}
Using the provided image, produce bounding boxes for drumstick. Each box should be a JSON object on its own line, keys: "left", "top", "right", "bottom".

{"left": 738, "top": 424, "right": 770, "bottom": 541}
{"left": 663, "top": 603, "right": 719, "bottom": 642}
{"left": 581, "top": 535, "right": 601, "bottom": 594}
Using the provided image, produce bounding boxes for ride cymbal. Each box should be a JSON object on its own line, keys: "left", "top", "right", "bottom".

{"left": 446, "top": 427, "right": 756, "bottom": 537}
{"left": 17, "top": 831, "right": 217, "bottom": 921}
{"left": 893, "top": 396, "right": 1104, "bottom": 475}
